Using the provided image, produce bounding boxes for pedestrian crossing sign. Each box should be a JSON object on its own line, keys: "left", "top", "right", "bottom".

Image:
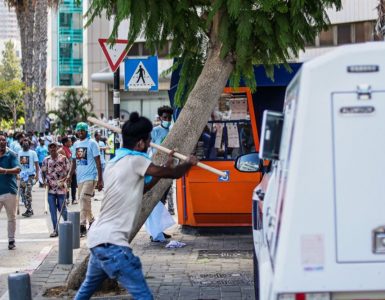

{"left": 125, "top": 56, "right": 158, "bottom": 91}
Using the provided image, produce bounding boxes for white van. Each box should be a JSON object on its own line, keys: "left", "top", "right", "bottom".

{"left": 235, "top": 42, "right": 385, "bottom": 300}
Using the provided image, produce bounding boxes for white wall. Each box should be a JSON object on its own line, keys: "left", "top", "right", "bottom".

{"left": 327, "top": 0, "right": 379, "bottom": 24}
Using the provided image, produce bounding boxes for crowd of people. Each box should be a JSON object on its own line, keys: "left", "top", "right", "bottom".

{"left": 0, "top": 106, "right": 178, "bottom": 244}
{"left": 0, "top": 125, "right": 111, "bottom": 239}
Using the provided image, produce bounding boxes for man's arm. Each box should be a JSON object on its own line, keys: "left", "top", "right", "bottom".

{"left": 67, "top": 158, "right": 76, "bottom": 179}
{"left": 145, "top": 155, "right": 198, "bottom": 180}
{"left": 41, "top": 160, "right": 47, "bottom": 186}
{"left": 94, "top": 155, "right": 103, "bottom": 191}
{"left": 34, "top": 160, "right": 39, "bottom": 181}
{"left": 57, "top": 148, "right": 65, "bottom": 156}
{"left": 0, "top": 167, "right": 20, "bottom": 175}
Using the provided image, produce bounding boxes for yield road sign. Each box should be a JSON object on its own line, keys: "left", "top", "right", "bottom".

{"left": 98, "top": 39, "right": 129, "bottom": 73}
{"left": 125, "top": 56, "right": 158, "bottom": 91}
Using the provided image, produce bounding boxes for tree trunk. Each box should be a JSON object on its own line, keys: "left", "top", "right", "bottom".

{"left": 377, "top": 0, "right": 385, "bottom": 39}
{"left": 16, "top": 0, "right": 35, "bottom": 131}
{"left": 32, "top": 0, "right": 48, "bottom": 132}
{"left": 13, "top": 104, "right": 17, "bottom": 131}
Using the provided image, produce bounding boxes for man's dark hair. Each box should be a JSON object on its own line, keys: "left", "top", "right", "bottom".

{"left": 15, "top": 132, "right": 24, "bottom": 141}
{"left": 94, "top": 131, "right": 101, "bottom": 138}
{"left": 71, "top": 136, "right": 77, "bottom": 143}
{"left": 122, "top": 112, "right": 153, "bottom": 149}
{"left": 61, "top": 136, "right": 69, "bottom": 145}
{"left": 0, "top": 131, "right": 5, "bottom": 137}
{"left": 157, "top": 106, "right": 173, "bottom": 117}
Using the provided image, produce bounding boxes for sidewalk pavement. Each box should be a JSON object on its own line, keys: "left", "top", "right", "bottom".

{"left": 30, "top": 225, "right": 255, "bottom": 300}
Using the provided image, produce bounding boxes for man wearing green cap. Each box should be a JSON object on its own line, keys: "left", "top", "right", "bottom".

{"left": 67, "top": 122, "right": 103, "bottom": 237}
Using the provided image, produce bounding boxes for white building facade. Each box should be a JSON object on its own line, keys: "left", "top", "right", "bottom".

{"left": 0, "top": 0, "right": 21, "bottom": 59}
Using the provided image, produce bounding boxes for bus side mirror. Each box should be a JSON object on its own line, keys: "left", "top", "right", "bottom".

{"left": 234, "top": 152, "right": 261, "bottom": 172}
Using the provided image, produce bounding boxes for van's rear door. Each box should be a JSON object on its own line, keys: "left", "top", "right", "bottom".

{"left": 332, "top": 90, "right": 385, "bottom": 263}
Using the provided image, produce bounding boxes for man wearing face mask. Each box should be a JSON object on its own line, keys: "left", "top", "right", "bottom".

{"left": 145, "top": 106, "right": 176, "bottom": 242}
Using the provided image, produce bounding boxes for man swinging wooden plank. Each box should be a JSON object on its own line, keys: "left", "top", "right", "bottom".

{"left": 75, "top": 112, "right": 197, "bottom": 300}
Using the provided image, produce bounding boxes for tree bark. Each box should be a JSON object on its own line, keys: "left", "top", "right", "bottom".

{"left": 32, "top": 0, "right": 48, "bottom": 132}
{"left": 377, "top": 0, "right": 385, "bottom": 39}
{"left": 16, "top": 0, "right": 35, "bottom": 131}
{"left": 13, "top": 104, "right": 17, "bottom": 131}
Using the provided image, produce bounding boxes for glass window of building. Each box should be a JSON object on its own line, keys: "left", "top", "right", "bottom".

{"left": 337, "top": 23, "right": 352, "bottom": 45}
{"left": 127, "top": 43, "right": 140, "bottom": 56}
{"left": 319, "top": 27, "right": 334, "bottom": 46}
{"left": 355, "top": 21, "right": 375, "bottom": 43}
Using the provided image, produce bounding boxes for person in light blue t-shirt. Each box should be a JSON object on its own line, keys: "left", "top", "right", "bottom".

{"left": 94, "top": 131, "right": 108, "bottom": 173}
{"left": 67, "top": 122, "right": 103, "bottom": 237}
{"left": 145, "top": 105, "right": 176, "bottom": 242}
{"left": 10, "top": 133, "right": 24, "bottom": 155}
{"left": 36, "top": 139, "right": 48, "bottom": 167}
{"left": 18, "top": 139, "right": 39, "bottom": 217}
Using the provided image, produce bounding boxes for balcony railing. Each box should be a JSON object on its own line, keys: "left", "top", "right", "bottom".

{"left": 59, "top": 29, "right": 83, "bottom": 43}
{"left": 59, "top": 58, "right": 83, "bottom": 74}
{"left": 59, "top": 0, "right": 82, "bottom": 13}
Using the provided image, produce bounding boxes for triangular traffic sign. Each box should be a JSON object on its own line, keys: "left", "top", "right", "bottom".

{"left": 127, "top": 62, "right": 155, "bottom": 91}
{"left": 98, "top": 39, "right": 129, "bottom": 73}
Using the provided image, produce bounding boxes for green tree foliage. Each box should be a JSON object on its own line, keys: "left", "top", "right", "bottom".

{"left": 86, "top": 0, "right": 341, "bottom": 106}
{"left": 0, "top": 40, "right": 25, "bottom": 129}
{"left": 0, "top": 40, "right": 21, "bottom": 81}
{"left": 49, "top": 89, "right": 96, "bottom": 134}
{"left": 0, "top": 79, "right": 26, "bottom": 130}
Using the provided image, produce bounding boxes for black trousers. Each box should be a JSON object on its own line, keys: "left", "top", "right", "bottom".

{"left": 66, "top": 173, "right": 77, "bottom": 201}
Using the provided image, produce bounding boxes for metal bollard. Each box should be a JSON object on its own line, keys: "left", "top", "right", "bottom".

{"left": 58, "top": 221, "right": 73, "bottom": 264}
{"left": 68, "top": 211, "right": 80, "bottom": 249}
{"left": 8, "top": 272, "right": 32, "bottom": 300}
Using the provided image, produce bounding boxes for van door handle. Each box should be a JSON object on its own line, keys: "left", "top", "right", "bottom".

{"left": 268, "top": 216, "right": 276, "bottom": 227}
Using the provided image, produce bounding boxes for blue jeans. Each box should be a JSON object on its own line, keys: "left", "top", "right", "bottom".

{"left": 75, "top": 244, "right": 153, "bottom": 300}
{"left": 48, "top": 193, "right": 67, "bottom": 231}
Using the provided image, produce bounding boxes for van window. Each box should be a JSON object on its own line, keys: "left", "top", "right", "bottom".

{"left": 269, "top": 74, "right": 300, "bottom": 261}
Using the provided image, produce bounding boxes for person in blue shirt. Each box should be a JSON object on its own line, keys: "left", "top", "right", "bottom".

{"left": 67, "top": 122, "right": 103, "bottom": 237}
{"left": 18, "top": 139, "right": 39, "bottom": 217}
{"left": 0, "top": 131, "right": 21, "bottom": 250}
{"left": 94, "top": 131, "right": 108, "bottom": 173}
{"left": 145, "top": 106, "right": 176, "bottom": 242}
{"left": 36, "top": 138, "right": 48, "bottom": 167}
{"left": 36, "top": 138, "right": 49, "bottom": 187}
{"left": 6, "top": 131, "right": 14, "bottom": 147}
{"left": 10, "top": 132, "right": 24, "bottom": 155}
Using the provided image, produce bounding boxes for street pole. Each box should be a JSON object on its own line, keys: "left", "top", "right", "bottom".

{"left": 113, "top": 67, "right": 120, "bottom": 152}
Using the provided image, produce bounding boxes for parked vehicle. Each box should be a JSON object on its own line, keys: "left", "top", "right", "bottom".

{"left": 235, "top": 42, "right": 385, "bottom": 300}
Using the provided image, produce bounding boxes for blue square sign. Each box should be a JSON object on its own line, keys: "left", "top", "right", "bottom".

{"left": 124, "top": 56, "right": 158, "bottom": 91}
